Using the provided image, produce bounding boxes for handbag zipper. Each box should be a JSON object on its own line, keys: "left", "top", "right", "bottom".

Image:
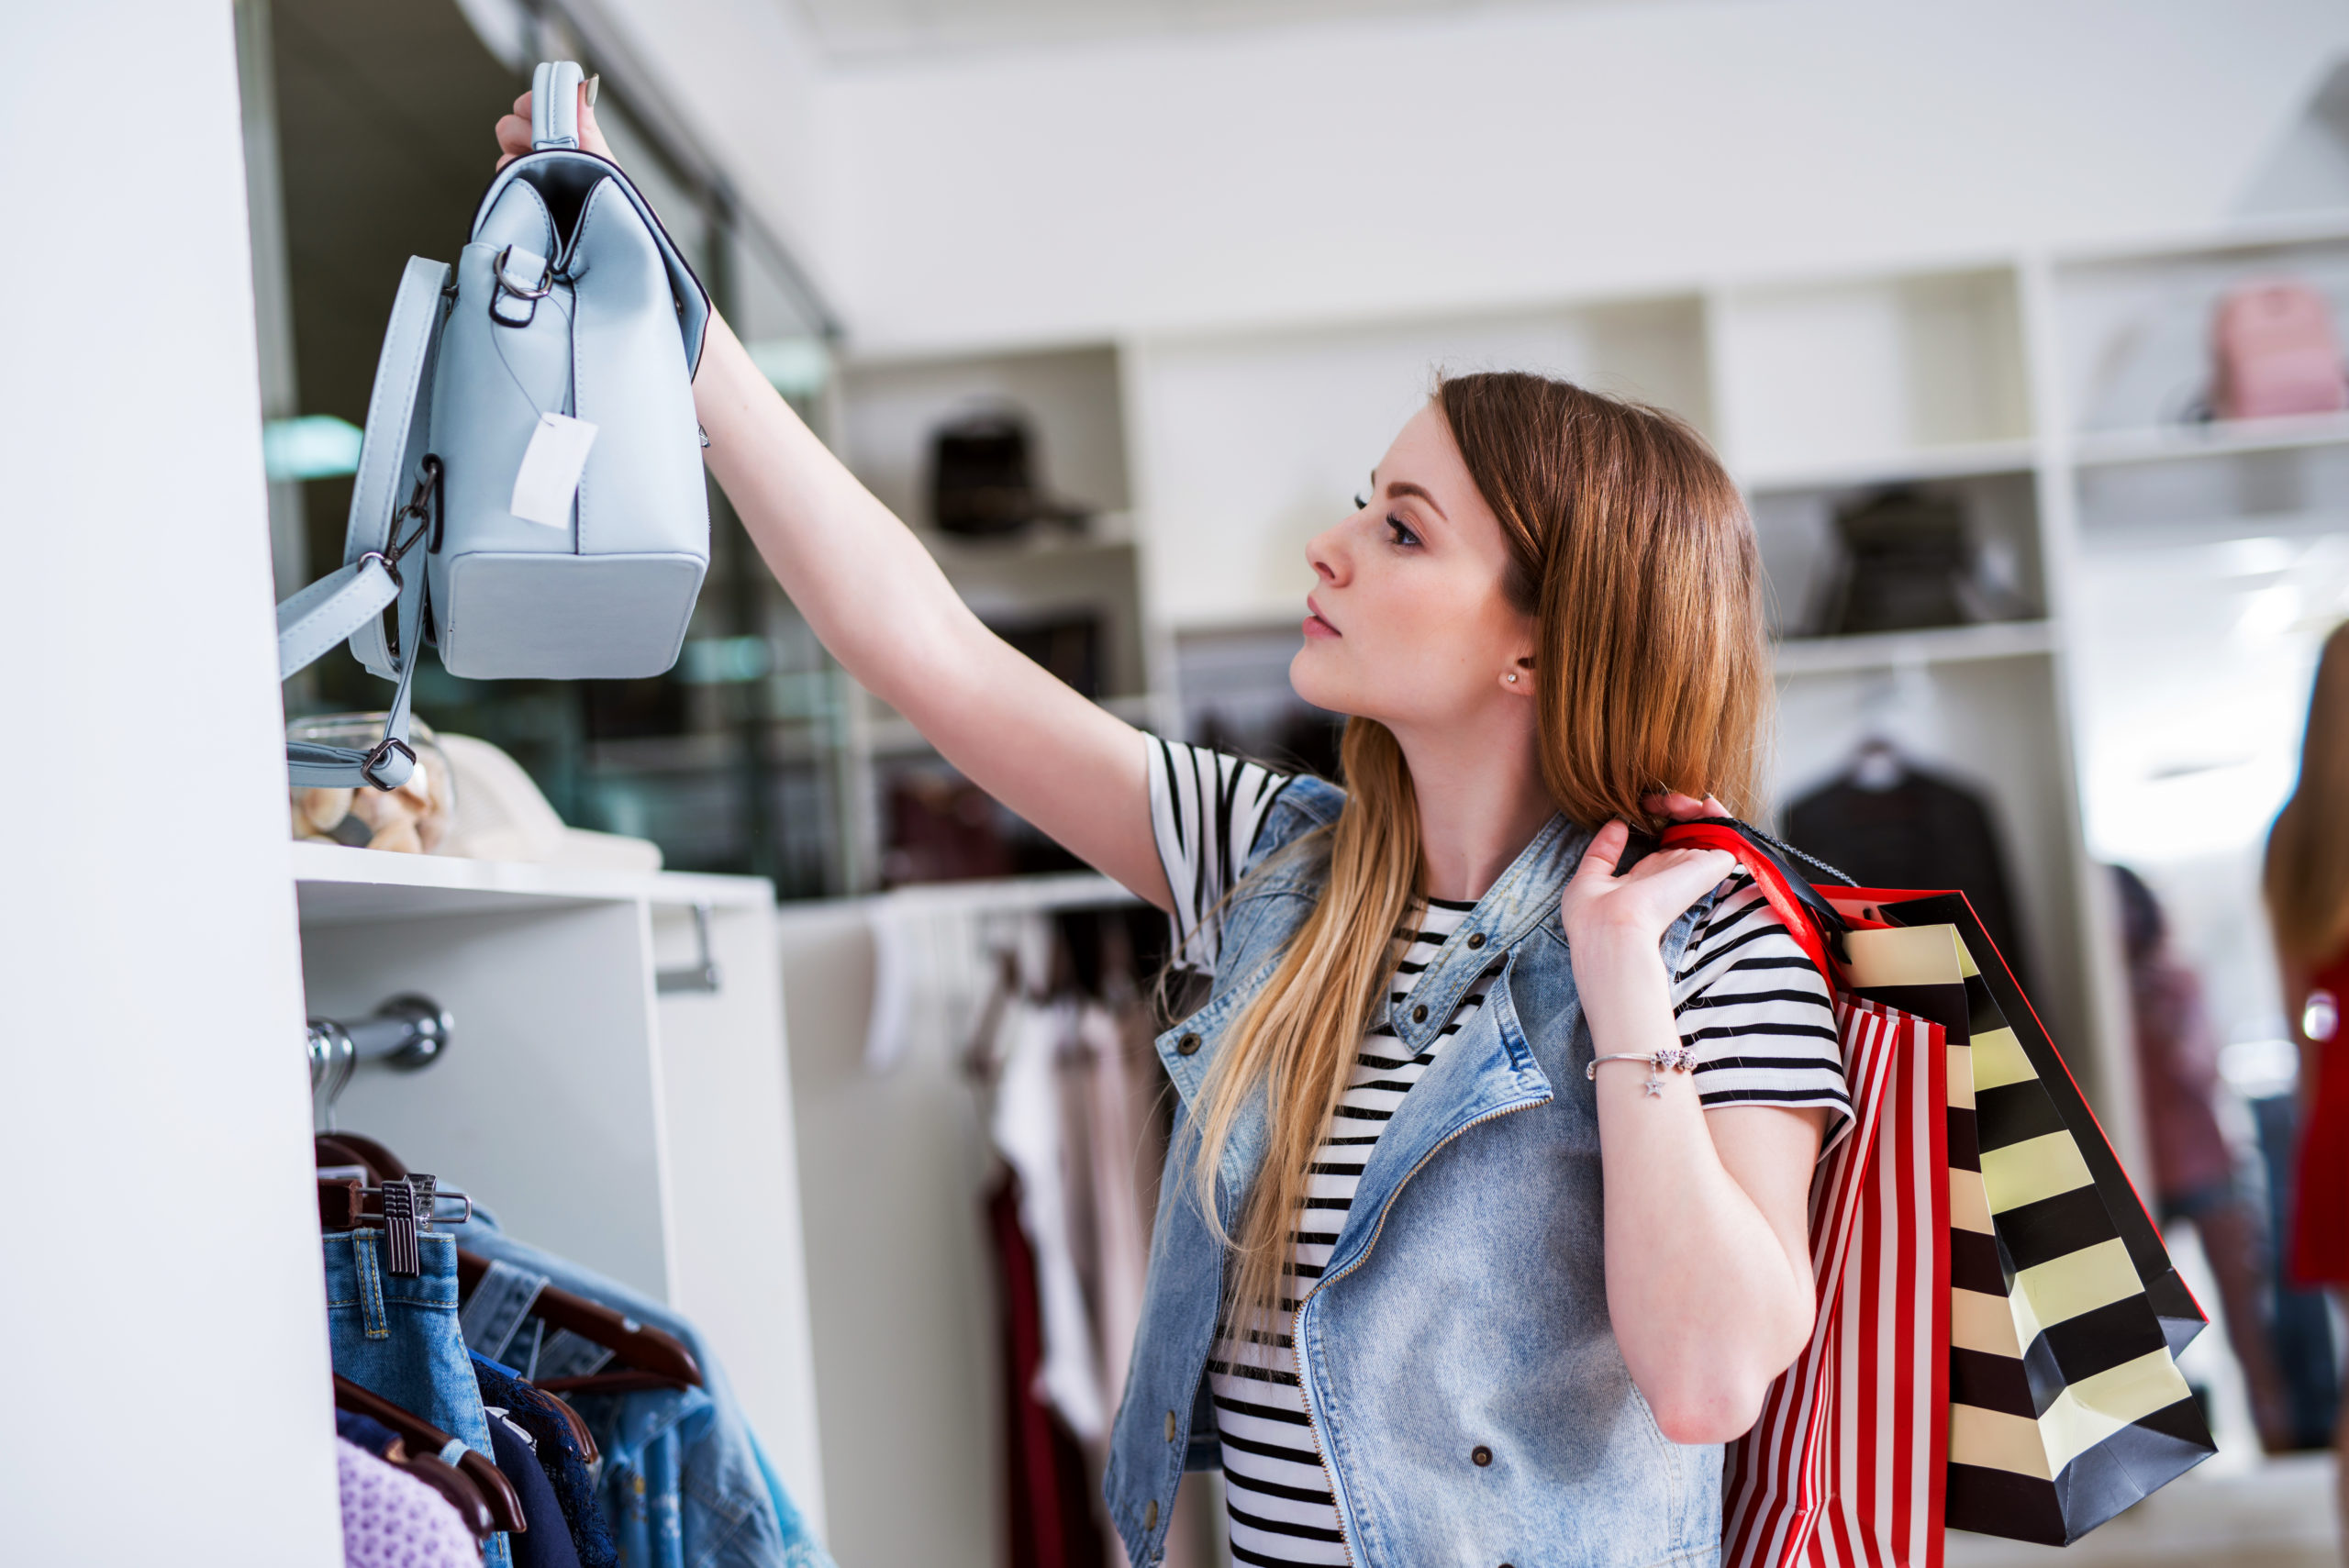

{"left": 1286, "top": 1093, "right": 1550, "bottom": 1565}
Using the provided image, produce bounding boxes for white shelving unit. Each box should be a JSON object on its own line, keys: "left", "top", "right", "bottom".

{"left": 292, "top": 842, "right": 829, "bottom": 1540}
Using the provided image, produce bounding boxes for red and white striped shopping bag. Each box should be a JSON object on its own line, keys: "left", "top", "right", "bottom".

{"left": 1721, "top": 994, "right": 1950, "bottom": 1568}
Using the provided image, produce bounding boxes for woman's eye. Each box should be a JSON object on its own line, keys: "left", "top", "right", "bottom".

{"left": 1386, "top": 516, "right": 1420, "bottom": 548}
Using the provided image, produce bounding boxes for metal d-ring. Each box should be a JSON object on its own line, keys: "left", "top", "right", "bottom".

{"left": 493, "top": 243, "right": 554, "bottom": 301}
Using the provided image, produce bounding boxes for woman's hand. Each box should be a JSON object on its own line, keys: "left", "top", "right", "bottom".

{"left": 1559, "top": 793, "right": 1738, "bottom": 956}
{"left": 494, "top": 81, "right": 611, "bottom": 170}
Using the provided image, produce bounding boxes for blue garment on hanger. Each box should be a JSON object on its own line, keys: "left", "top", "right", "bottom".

{"left": 324, "top": 1229, "right": 514, "bottom": 1568}
{"left": 448, "top": 1208, "right": 836, "bottom": 1568}
{"left": 474, "top": 1351, "right": 618, "bottom": 1568}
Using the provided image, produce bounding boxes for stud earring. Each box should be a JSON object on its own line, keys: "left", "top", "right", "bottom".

{"left": 1506, "top": 673, "right": 1519, "bottom": 684}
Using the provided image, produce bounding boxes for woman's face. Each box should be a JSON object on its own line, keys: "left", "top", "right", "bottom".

{"left": 1289, "top": 403, "right": 1538, "bottom": 733}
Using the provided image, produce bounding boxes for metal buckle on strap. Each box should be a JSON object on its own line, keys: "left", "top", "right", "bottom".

{"left": 360, "top": 738, "right": 417, "bottom": 792}
{"left": 490, "top": 243, "right": 555, "bottom": 330}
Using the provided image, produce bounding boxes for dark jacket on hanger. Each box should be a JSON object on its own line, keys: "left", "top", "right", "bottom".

{"left": 1786, "top": 767, "right": 2031, "bottom": 996}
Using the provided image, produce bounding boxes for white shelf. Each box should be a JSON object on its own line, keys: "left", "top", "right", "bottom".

{"left": 914, "top": 512, "right": 1136, "bottom": 566}
{"left": 1741, "top": 438, "right": 2039, "bottom": 495}
{"left": 859, "top": 693, "right": 1156, "bottom": 760}
{"left": 291, "top": 840, "right": 770, "bottom": 924}
{"left": 2052, "top": 208, "right": 2349, "bottom": 270}
{"left": 1771, "top": 619, "right": 2056, "bottom": 677}
{"left": 2072, "top": 410, "right": 2349, "bottom": 468}
{"left": 776, "top": 869, "right": 1135, "bottom": 927}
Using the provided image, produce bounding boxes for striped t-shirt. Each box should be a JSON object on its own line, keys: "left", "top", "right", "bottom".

{"left": 1146, "top": 740, "right": 1846, "bottom": 1568}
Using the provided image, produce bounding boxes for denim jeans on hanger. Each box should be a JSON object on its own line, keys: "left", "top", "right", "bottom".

{"left": 446, "top": 1208, "right": 834, "bottom": 1568}
{"left": 325, "top": 1228, "right": 515, "bottom": 1568}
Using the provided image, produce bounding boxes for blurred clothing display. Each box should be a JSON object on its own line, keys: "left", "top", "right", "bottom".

{"left": 1785, "top": 753, "right": 2029, "bottom": 995}
{"left": 966, "top": 907, "right": 1183, "bottom": 1568}
{"left": 885, "top": 773, "right": 1019, "bottom": 884}
{"left": 2253, "top": 1093, "right": 2344, "bottom": 1449}
{"left": 2289, "top": 943, "right": 2349, "bottom": 1287}
{"left": 988, "top": 1174, "right": 1112, "bottom": 1568}
{"left": 2113, "top": 874, "right": 2238, "bottom": 1208}
{"left": 930, "top": 409, "right": 1090, "bottom": 538}
{"left": 1813, "top": 489, "right": 2027, "bottom": 636}
{"left": 2112, "top": 867, "right": 2296, "bottom": 1454}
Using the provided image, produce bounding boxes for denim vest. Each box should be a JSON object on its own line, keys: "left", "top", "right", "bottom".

{"left": 1103, "top": 778, "right": 1722, "bottom": 1568}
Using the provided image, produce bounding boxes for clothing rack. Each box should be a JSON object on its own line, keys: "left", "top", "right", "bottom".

{"left": 307, "top": 993, "right": 452, "bottom": 1127}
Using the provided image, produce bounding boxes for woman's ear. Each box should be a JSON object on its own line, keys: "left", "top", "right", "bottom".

{"left": 1502, "top": 654, "right": 1536, "bottom": 696}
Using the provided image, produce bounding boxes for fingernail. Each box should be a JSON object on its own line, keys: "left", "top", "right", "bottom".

{"left": 584, "top": 73, "right": 601, "bottom": 106}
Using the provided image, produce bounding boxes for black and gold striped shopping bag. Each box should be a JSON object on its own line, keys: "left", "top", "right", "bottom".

{"left": 1855, "top": 892, "right": 2215, "bottom": 1547}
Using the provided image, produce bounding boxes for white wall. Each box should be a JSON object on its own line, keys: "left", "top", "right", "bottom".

{"left": 595, "top": 0, "right": 844, "bottom": 310}
{"left": 800, "top": 0, "right": 2349, "bottom": 354}
{"left": 0, "top": 6, "right": 341, "bottom": 1563}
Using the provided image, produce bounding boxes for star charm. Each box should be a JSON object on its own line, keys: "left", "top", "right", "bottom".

{"left": 1643, "top": 1073, "right": 1664, "bottom": 1097}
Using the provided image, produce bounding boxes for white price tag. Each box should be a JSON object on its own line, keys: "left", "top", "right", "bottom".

{"left": 509, "top": 412, "right": 599, "bottom": 528}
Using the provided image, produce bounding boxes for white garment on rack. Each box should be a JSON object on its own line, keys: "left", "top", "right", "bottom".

{"left": 863, "top": 899, "right": 991, "bottom": 1073}
{"left": 990, "top": 991, "right": 1108, "bottom": 1442}
{"left": 1076, "top": 1000, "right": 1152, "bottom": 1430}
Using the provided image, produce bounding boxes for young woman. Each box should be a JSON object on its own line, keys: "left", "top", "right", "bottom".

{"left": 498, "top": 90, "right": 1843, "bottom": 1568}
{"left": 2266, "top": 623, "right": 2349, "bottom": 1518}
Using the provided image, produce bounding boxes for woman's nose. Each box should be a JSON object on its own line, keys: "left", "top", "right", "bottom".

{"left": 1306, "top": 519, "right": 1346, "bottom": 584}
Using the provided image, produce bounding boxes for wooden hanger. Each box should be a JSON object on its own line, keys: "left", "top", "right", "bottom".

{"left": 449, "top": 1248, "right": 702, "bottom": 1390}
{"left": 393, "top": 1451, "right": 496, "bottom": 1540}
{"left": 317, "top": 1133, "right": 703, "bottom": 1391}
{"left": 335, "top": 1374, "right": 528, "bottom": 1537}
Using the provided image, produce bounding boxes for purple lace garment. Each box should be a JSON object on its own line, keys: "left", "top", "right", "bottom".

{"left": 337, "top": 1435, "right": 479, "bottom": 1568}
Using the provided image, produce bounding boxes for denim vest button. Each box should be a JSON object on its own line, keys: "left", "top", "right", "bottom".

{"left": 1164, "top": 1409, "right": 1177, "bottom": 1441}
{"left": 1144, "top": 1498, "right": 1159, "bottom": 1530}
{"left": 1177, "top": 1033, "right": 1201, "bottom": 1056}
{"left": 1472, "top": 1445, "right": 1493, "bottom": 1466}
{"left": 1466, "top": 931, "right": 1486, "bottom": 950}
{"left": 1411, "top": 1003, "right": 1429, "bottom": 1024}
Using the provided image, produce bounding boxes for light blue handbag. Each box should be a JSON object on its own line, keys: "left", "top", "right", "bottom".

{"left": 275, "top": 61, "right": 711, "bottom": 790}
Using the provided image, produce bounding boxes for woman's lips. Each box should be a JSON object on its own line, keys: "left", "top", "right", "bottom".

{"left": 1304, "top": 598, "right": 1340, "bottom": 639}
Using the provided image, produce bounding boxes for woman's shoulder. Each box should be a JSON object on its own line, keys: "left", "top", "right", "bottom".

{"left": 1147, "top": 736, "right": 1344, "bottom": 880}
{"left": 1241, "top": 773, "right": 1344, "bottom": 877}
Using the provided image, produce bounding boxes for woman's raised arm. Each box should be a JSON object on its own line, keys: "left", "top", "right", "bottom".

{"left": 497, "top": 89, "right": 1170, "bottom": 909}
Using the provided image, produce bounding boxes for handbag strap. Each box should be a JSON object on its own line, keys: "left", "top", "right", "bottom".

{"left": 1659, "top": 817, "right": 1853, "bottom": 984}
{"left": 276, "top": 465, "right": 437, "bottom": 793}
{"left": 276, "top": 557, "right": 399, "bottom": 684}
{"left": 276, "top": 552, "right": 422, "bottom": 791}
{"left": 531, "top": 61, "right": 585, "bottom": 150}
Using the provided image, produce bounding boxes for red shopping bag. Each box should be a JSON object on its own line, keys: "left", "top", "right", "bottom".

{"left": 1721, "top": 991, "right": 1950, "bottom": 1568}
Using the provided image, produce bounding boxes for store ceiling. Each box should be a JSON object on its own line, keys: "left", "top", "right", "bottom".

{"left": 790, "top": 0, "right": 1642, "bottom": 61}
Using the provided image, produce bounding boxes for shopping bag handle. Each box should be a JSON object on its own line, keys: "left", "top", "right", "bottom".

{"left": 1659, "top": 817, "right": 1854, "bottom": 983}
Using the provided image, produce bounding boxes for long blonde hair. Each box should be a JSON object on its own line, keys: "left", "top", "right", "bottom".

{"left": 1191, "top": 372, "right": 1770, "bottom": 1331}
{"left": 2266, "top": 622, "right": 2349, "bottom": 969}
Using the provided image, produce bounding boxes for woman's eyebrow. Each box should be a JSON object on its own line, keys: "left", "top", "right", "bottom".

{"left": 1384, "top": 480, "right": 1449, "bottom": 521}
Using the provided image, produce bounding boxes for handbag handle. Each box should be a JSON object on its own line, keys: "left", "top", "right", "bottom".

{"left": 1659, "top": 817, "right": 1854, "bottom": 983}
{"left": 531, "top": 61, "right": 585, "bottom": 151}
